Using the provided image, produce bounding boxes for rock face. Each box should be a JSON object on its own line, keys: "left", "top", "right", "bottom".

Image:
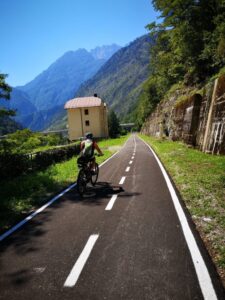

{"left": 141, "top": 74, "right": 225, "bottom": 155}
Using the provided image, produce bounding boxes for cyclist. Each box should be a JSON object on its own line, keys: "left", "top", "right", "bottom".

{"left": 78, "top": 132, "right": 103, "bottom": 173}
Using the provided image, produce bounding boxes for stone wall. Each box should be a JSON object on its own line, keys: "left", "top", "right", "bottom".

{"left": 141, "top": 74, "right": 225, "bottom": 155}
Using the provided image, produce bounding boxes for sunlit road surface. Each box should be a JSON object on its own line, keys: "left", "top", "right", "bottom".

{"left": 0, "top": 135, "right": 224, "bottom": 300}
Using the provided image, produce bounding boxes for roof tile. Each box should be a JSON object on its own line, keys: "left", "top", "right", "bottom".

{"left": 64, "top": 97, "right": 102, "bottom": 109}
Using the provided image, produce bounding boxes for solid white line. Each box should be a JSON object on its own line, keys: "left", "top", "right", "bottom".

{"left": 0, "top": 182, "right": 77, "bottom": 241}
{"left": 99, "top": 150, "right": 119, "bottom": 167}
{"left": 105, "top": 195, "right": 118, "bottom": 210}
{"left": 119, "top": 176, "right": 126, "bottom": 185}
{"left": 64, "top": 234, "right": 99, "bottom": 287}
{"left": 125, "top": 166, "right": 130, "bottom": 172}
{"left": 129, "top": 160, "right": 133, "bottom": 165}
{"left": 138, "top": 136, "right": 217, "bottom": 300}
{"left": 0, "top": 140, "right": 129, "bottom": 242}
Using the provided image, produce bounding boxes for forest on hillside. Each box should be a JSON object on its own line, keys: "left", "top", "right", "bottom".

{"left": 131, "top": 0, "right": 225, "bottom": 129}
{"left": 1, "top": 1, "right": 225, "bottom": 134}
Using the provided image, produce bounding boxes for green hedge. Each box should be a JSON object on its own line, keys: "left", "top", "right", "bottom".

{"left": 0, "top": 143, "right": 80, "bottom": 180}
{"left": 0, "top": 153, "right": 30, "bottom": 179}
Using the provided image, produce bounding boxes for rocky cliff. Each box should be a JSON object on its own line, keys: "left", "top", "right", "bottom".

{"left": 141, "top": 74, "right": 225, "bottom": 155}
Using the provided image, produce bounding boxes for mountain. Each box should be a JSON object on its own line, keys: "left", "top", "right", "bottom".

{"left": 0, "top": 88, "right": 36, "bottom": 133}
{"left": 0, "top": 88, "right": 36, "bottom": 117}
{"left": 90, "top": 44, "right": 121, "bottom": 60}
{"left": 11, "top": 89, "right": 37, "bottom": 117}
{"left": 76, "top": 35, "right": 152, "bottom": 118}
{"left": 18, "top": 49, "right": 106, "bottom": 111}
{"left": 0, "top": 114, "right": 23, "bottom": 136}
{"left": 12, "top": 45, "right": 121, "bottom": 131}
{"left": 48, "top": 35, "right": 152, "bottom": 130}
{"left": 17, "top": 105, "right": 63, "bottom": 131}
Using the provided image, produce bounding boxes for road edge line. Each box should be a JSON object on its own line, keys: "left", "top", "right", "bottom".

{"left": 138, "top": 136, "right": 217, "bottom": 300}
{"left": 0, "top": 183, "right": 77, "bottom": 242}
{"left": 0, "top": 137, "right": 130, "bottom": 242}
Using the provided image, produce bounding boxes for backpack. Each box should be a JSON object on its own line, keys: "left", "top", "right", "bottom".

{"left": 82, "top": 139, "right": 94, "bottom": 157}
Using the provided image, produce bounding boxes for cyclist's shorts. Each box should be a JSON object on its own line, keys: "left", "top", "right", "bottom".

{"left": 77, "top": 156, "right": 94, "bottom": 166}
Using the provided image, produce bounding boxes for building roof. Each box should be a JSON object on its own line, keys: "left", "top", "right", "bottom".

{"left": 64, "top": 97, "right": 102, "bottom": 109}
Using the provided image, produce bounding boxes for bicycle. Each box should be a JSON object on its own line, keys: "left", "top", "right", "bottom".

{"left": 76, "top": 155, "right": 99, "bottom": 196}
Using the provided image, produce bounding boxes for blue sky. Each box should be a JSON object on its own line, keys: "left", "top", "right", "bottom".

{"left": 1, "top": 0, "right": 158, "bottom": 86}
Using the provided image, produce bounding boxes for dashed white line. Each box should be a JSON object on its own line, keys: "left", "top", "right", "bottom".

{"left": 105, "top": 195, "right": 118, "bottom": 210}
{"left": 119, "top": 176, "right": 126, "bottom": 185}
{"left": 64, "top": 234, "right": 99, "bottom": 288}
{"left": 125, "top": 166, "right": 130, "bottom": 172}
{"left": 0, "top": 143, "right": 122, "bottom": 241}
{"left": 129, "top": 160, "right": 133, "bottom": 165}
{"left": 131, "top": 156, "right": 134, "bottom": 160}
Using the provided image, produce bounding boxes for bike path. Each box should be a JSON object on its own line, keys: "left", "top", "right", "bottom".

{"left": 0, "top": 135, "right": 224, "bottom": 299}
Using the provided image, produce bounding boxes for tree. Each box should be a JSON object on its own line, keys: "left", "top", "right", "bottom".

{"left": 149, "top": 0, "right": 225, "bottom": 83}
{"left": 0, "top": 74, "right": 15, "bottom": 117}
{"left": 132, "top": 0, "right": 225, "bottom": 129}
{"left": 108, "top": 110, "right": 120, "bottom": 138}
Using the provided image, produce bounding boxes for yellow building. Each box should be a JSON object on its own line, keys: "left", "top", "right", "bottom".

{"left": 64, "top": 96, "right": 109, "bottom": 140}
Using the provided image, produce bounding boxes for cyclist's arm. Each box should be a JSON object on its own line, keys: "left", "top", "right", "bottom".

{"left": 80, "top": 141, "right": 85, "bottom": 151}
{"left": 93, "top": 141, "right": 103, "bottom": 155}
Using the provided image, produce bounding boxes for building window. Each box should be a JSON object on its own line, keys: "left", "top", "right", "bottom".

{"left": 85, "top": 109, "right": 89, "bottom": 115}
{"left": 85, "top": 120, "right": 90, "bottom": 126}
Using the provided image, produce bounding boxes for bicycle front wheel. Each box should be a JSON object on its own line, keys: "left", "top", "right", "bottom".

{"left": 91, "top": 163, "right": 99, "bottom": 186}
{"left": 77, "top": 169, "right": 87, "bottom": 196}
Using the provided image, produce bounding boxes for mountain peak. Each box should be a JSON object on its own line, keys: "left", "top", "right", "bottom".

{"left": 90, "top": 44, "right": 121, "bottom": 60}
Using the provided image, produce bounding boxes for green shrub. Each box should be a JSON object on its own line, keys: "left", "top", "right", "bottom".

{"left": 0, "top": 153, "right": 30, "bottom": 180}
{"left": 0, "top": 143, "right": 80, "bottom": 180}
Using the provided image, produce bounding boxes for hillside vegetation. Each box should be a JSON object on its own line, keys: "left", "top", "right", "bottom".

{"left": 76, "top": 35, "right": 152, "bottom": 118}
{"left": 0, "top": 135, "right": 129, "bottom": 234}
{"left": 49, "top": 35, "right": 152, "bottom": 130}
{"left": 133, "top": 0, "right": 225, "bottom": 129}
{"left": 9, "top": 45, "right": 120, "bottom": 131}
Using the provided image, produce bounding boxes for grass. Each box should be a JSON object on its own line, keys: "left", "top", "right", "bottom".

{"left": 0, "top": 135, "right": 129, "bottom": 234}
{"left": 139, "top": 134, "right": 225, "bottom": 285}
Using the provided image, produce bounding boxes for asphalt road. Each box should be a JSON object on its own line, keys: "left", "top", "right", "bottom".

{"left": 0, "top": 135, "right": 224, "bottom": 300}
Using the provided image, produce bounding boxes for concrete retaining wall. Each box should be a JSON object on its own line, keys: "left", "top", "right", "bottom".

{"left": 141, "top": 75, "right": 225, "bottom": 155}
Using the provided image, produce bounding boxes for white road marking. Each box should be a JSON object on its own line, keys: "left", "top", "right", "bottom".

{"left": 131, "top": 156, "right": 134, "bottom": 160}
{"left": 129, "top": 160, "right": 133, "bottom": 165}
{"left": 64, "top": 234, "right": 99, "bottom": 287}
{"left": 0, "top": 145, "right": 123, "bottom": 241}
{"left": 139, "top": 136, "right": 217, "bottom": 300}
{"left": 99, "top": 150, "right": 119, "bottom": 167}
{"left": 125, "top": 167, "right": 130, "bottom": 172}
{"left": 33, "top": 267, "right": 46, "bottom": 274}
{"left": 0, "top": 183, "right": 77, "bottom": 241}
{"left": 134, "top": 136, "right": 137, "bottom": 152}
{"left": 105, "top": 195, "right": 118, "bottom": 210}
{"left": 119, "top": 176, "right": 126, "bottom": 185}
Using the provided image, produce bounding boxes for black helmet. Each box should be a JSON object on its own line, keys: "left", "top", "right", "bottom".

{"left": 85, "top": 132, "right": 93, "bottom": 139}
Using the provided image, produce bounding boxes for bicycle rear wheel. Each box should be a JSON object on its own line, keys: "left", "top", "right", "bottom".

{"left": 91, "top": 163, "right": 99, "bottom": 186}
{"left": 77, "top": 169, "right": 87, "bottom": 196}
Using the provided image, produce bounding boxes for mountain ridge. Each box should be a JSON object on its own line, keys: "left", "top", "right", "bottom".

{"left": 76, "top": 35, "right": 152, "bottom": 118}
{"left": 11, "top": 44, "right": 121, "bottom": 130}
{"left": 48, "top": 34, "right": 152, "bottom": 130}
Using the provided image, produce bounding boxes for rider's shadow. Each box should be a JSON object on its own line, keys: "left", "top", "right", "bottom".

{"left": 81, "top": 181, "right": 124, "bottom": 204}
